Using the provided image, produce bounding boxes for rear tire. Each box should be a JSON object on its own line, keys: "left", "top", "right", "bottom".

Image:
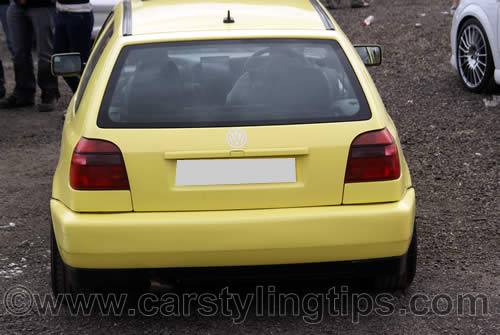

{"left": 50, "top": 225, "right": 73, "bottom": 296}
{"left": 456, "top": 18, "right": 497, "bottom": 93}
{"left": 372, "top": 225, "right": 417, "bottom": 291}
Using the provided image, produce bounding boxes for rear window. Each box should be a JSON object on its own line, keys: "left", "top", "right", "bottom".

{"left": 98, "top": 39, "right": 371, "bottom": 128}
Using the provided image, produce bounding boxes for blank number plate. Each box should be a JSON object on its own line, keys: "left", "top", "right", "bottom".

{"left": 175, "top": 158, "right": 296, "bottom": 186}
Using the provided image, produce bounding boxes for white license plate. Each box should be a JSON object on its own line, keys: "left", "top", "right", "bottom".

{"left": 175, "top": 158, "right": 296, "bottom": 186}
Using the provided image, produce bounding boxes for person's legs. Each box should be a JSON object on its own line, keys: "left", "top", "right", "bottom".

{"left": 0, "top": 57, "right": 5, "bottom": 98}
{"left": 53, "top": 12, "right": 76, "bottom": 92}
{"left": 2, "top": 3, "right": 36, "bottom": 107}
{"left": 0, "top": 4, "right": 13, "bottom": 55}
{"left": 67, "top": 12, "right": 94, "bottom": 64}
{"left": 53, "top": 12, "right": 68, "bottom": 55}
{"left": 0, "top": 4, "right": 12, "bottom": 99}
{"left": 68, "top": 12, "right": 93, "bottom": 92}
{"left": 55, "top": 11, "right": 94, "bottom": 93}
{"left": 28, "top": 6, "right": 59, "bottom": 111}
{"left": 0, "top": 5, "right": 8, "bottom": 98}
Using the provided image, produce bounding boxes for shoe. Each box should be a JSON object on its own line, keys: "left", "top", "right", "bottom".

{"left": 0, "top": 95, "right": 35, "bottom": 109}
{"left": 38, "top": 97, "right": 57, "bottom": 113}
{"left": 351, "top": 0, "right": 370, "bottom": 8}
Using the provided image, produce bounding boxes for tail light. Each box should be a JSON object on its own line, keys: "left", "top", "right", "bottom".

{"left": 70, "top": 138, "right": 130, "bottom": 190}
{"left": 345, "top": 128, "right": 400, "bottom": 183}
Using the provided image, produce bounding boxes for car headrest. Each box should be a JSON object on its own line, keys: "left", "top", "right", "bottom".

{"left": 227, "top": 64, "right": 330, "bottom": 109}
{"left": 127, "top": 59, "right": 184, "bottom": 122}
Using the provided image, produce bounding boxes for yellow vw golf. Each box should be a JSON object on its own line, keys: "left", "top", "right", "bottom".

{"left": 50, "top": 0, "right": 416, "bottom": 294}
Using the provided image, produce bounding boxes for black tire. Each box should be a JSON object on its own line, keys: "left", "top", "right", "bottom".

{"left": 50, "top": 224, "right": 73, "bottom": 296}
{"left": 456, "top": 18, "right": 497, "bottom": 93}
{"left": 372, "top": 225, "right": 417, "bottom": 292}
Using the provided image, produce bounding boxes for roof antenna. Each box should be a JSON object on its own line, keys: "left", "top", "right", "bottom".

{"left": 223, "top": 10, "right": 235, "bottom": 24}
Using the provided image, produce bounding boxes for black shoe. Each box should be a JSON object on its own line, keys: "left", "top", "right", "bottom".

{"left": 351, "top": 0, "right": 370, "bottom": 8}
{"left": 38, "top": 97, "right": 57, "bottom": 113}
{"left": 0, "top": 95, "right": 35, "bottom": 109}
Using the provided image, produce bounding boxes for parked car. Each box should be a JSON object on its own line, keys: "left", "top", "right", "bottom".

{"left": 450, "top": 0, "right": 500, "bottom": 92}
{"left": 50, "top": 0, "right": 416, "bottom": 294}
{"left": 90, "top": 0, "right": 117, "bottom": 38}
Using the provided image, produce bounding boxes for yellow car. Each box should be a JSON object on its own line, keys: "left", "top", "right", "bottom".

{"left": 50, "top": 0, "right": 416, "bottom": 294}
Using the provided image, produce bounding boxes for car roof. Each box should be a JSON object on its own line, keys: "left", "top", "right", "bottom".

{"left": 126, "top": 0, "right": 334, "bottom": 36}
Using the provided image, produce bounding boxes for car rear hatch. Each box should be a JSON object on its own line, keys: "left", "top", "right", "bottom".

{"left": 92, "top": 38, "right": 378, "bottom": 212}
{"left": 103, "top": 123, "right": 373, "bottom": 211}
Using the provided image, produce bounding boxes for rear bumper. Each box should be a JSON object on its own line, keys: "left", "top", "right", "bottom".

{"left": 65, "top": 257, "right": 406, "bottom": 287}
{"left": 51, "top": 188, "right": 415, "bottom": 269}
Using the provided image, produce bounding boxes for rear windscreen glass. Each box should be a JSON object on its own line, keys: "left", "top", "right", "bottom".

{"left": 98, "top": 39, "right": 371, "bottom": 128}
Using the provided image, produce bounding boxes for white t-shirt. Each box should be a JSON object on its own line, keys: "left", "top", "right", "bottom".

{"left": 56, "top": 2, "right": 93, "bottom": 13}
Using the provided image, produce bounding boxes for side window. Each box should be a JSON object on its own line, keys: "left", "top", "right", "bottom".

{"left": 75, "top": 17, "right": 114, "bottom": 112}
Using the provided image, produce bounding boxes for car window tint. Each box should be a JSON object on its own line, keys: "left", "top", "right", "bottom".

{"left": 98, "top": 39, "right": 371, "bottom": 128}
{"left": 75, "top": 17, "right": 114, "bottom": 112}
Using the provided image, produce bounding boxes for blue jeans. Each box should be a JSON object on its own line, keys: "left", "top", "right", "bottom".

{"left": 0, "top": 4, "right": 12, "bottom": 91}
{"left": 7, "top": 4, "right": 59, "bottom": 100}
{"left": 54, "top": 11, "right": 94, "bottom": 93}
{"left": 0, "top": 4, "right": 12, "bottom": 54}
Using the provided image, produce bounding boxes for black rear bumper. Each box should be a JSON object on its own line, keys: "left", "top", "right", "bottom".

{"left": 67, "top": 256, "right": 406, "bottom": 289}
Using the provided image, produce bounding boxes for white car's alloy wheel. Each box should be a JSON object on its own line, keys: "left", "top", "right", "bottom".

{"left": 458, "top": 24, "right": 487, "bottom": 88}
{"left": 457, "top": 18, "right": 495, "bottom": 92}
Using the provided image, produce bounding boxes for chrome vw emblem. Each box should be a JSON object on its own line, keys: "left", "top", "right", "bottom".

{"left": 226, "top": 128, "right": 248, "bottom": 149}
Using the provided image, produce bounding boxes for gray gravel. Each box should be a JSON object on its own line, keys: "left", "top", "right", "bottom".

{"left": 0, "top": 0, "right": 498, "bottom": 334}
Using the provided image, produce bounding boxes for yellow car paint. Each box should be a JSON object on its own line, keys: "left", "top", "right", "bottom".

{"left": 51, "top": 0, "right": 415, "bottom": 269}
{"left": 51, "top": 189, "right": 415, "bottom": 269}
{"left": 130, "top": 0, "right": 339, "bottom": 36}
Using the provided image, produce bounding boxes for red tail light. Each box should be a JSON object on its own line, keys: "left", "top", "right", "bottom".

{"left": 70, "top": 138, "right": 130, "bottom": 190}
{"left": 345, "top": 129, "right": 401, "bottom": 183}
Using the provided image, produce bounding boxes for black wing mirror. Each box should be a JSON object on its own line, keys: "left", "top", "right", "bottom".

{"left": 355, "top": 45, "right": 382, "bottom": 66}
{"left": 51, "top": 53, "right": 82, "bottom": 77}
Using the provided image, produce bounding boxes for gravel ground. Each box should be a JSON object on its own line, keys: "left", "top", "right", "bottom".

{"left": 0, "top": 0, "right": 498, "bottom": 334}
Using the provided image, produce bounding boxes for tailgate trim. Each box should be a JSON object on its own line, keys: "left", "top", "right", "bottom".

{"left": 164, "top": 147, "right": 309, "bottom": 159}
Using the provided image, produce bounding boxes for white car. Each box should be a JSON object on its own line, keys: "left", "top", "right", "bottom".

{"left": 90, "top": 0, "right": 117, "bottom": 38}
{"left": 450, "top": 0, "right": 500, "bottom": 92}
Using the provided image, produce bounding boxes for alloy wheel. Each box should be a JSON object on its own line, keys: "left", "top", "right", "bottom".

{"left": 458, "top": 24, "right": 488, "bottom": 89}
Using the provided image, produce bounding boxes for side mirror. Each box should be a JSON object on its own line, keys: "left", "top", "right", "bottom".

{"left": 355, "top": 45, "right": 382, "bottom": 66}
{"left": 51, "top": 53, "right": 82, "bottom": 77}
